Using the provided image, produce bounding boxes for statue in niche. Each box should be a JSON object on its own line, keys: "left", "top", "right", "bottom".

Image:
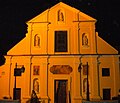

{"left": 82, "top": 33, "right": 88, "bottom": 46}
{"left": 33, "top": 78, "right": 39, "bottom": 94}
{"left": 34, "top": 34, "right": 40, "bottom": 47}
{"left": 58, "top": 10, "right": 64, "bottom": 21}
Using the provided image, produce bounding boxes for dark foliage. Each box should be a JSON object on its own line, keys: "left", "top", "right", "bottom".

{"left": 0, "top": 55, "right": 6, "bottom": 66}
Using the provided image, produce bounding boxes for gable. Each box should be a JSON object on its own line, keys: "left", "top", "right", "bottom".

{"left": 27, "top": 9, "right": 49, "bottom": 23}
{"left": 27, "top": 2, "right": 96, "bottom": 23}
{"left": 7, "top": 2, "right": 117, "bottom": 56}
{"left": 97, "top": 34, "right": 118, "bottom": 54}
{"left": 7, "top": 36, "right": 29, "bottom": 55}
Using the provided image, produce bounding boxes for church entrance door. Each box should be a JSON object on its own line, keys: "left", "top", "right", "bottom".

{"left": 54, "top": 80, "right": 68, "bottom": 103}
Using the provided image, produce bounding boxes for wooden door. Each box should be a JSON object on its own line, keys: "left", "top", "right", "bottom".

{"left": 103, "top": 88, "right": 111, "bottom": 100}
{"left": 54, "top": 80, "right": 68, "bottom": 103}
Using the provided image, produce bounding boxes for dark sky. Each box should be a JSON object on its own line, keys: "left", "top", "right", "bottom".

{"left": 0, "top": 0, "right": 120, "bottom": 55}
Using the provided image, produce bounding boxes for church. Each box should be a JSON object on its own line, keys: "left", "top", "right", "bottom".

{"left": 0, "top": 2, "right": 120, "bottom": 103}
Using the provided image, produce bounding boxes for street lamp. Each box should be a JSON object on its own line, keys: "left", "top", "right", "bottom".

{"left": 13, "top": 63, "right": 25, "bottom": 100}
{"left": 86, "top": 62, "right": 90, "bottom": 101}
{"left": 78, "top": 63, "right": 82, "bottom": 97}
{"left": 78, "top": 63, "right": 82, "bottom": 72}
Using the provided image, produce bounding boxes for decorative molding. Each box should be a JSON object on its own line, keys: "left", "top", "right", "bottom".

{"left": 33, "top": 66, "right": 40, "bottom": 75}
{"left": 50, "top": 65, "right": 72, "bottom": 74}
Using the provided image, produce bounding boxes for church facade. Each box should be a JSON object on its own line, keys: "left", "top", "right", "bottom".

{"left": 0, "top": 2, "right": 120, "bottom": 103}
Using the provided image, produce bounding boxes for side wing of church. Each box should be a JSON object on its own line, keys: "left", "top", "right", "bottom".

{"left": 0, "top": 2, "right": 119, "bottom": 103}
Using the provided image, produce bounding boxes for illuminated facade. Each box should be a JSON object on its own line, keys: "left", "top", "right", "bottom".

{"left": 0, "top": 2, "right": 120, "bottom": 103}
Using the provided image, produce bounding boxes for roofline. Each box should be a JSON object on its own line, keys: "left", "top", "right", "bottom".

{"left": 5, "top": 54, "right": 119, "bottom": 57}
{"left": 73, "top": 20, "right": 96, "bottom": 22}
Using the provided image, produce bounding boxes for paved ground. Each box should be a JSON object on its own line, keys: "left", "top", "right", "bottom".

{"left": 0, "top": 99, "right": 20, "bottom": 103}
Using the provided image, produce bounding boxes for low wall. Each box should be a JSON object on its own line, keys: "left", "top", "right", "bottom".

{"left": 82, "top": 100, "right": 118, "bottom": 103}
{"left": 0, "top": 99, "right": 20, "bottom": 103}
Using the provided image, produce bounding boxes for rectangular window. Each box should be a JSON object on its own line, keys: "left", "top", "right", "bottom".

{"left": 55, "top": 31, "right": 68, "bottom": 52}
{"left": 102, "top": 68, "right": 110, "bottom": 76}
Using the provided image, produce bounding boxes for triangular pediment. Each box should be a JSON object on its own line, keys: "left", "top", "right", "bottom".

{"left": 27, "top": 2, "right": 96, "bottom": 23}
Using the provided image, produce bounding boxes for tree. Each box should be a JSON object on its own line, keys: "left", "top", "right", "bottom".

{"left": 0, "top": 55, "right": 6, "bottom": 66}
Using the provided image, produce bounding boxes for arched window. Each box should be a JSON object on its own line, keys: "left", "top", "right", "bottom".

{"left": 34, "top": 34, "right": 40, "bottom": 47}
{"left": 58, "top": 9, "right": 64, "bottom": 22}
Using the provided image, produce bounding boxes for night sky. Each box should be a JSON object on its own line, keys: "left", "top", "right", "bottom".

{"left": 0, "top": 0, "right": 120, "bottom": 55}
